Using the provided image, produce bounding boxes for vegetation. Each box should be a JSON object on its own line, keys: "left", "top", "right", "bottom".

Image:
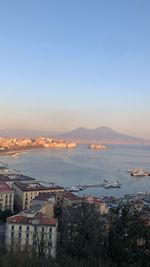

{"left": 0, "top": 210, "right": 13, "bottom": 222}
{"left": 0, "top": 203, "right": 149, "bottom": 267}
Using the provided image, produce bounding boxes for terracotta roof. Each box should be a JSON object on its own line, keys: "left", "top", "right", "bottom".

{"left": 0, "top": 182, "right": 13, "bottom": 193}
{"left": 7, "top": 212, "right": 58, "bottom": 226}
{"left": 84, "top": 196, "right": 106, "bottom": 206}
{"left": 64, "top": 191, "right": 82, "bottom": 201}
{"left": 7, "top": 215, "right": 28, "bottom": 224}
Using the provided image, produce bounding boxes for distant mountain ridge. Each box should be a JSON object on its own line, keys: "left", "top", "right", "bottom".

{"left": 56, "top": 126, "right": 148, "bottom": 144}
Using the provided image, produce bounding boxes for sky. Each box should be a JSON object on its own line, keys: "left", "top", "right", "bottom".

{"left": 0, "top": 0, "right": 150, "bottom": 138}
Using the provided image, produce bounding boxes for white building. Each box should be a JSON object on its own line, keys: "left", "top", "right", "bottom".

{"left": 0, "top": 182, "right": 14, "bottom": 212}
{"left": 6, "top": 210, "right": 58, "bottom": 257}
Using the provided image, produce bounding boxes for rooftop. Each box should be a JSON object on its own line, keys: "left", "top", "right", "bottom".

{"left": 14, "top": 182, "right": 64, "bottom": 192}
{"left": 7, "top": 212, "right": 58, "bottom": 226}
{"left": 0, "top": 174, "right": 36, "bottom": 182}
{"left": 64, "top": 191, "right": 82, "bottom": 201}
{"left": 0, "top": 175, "right": 11, "bottom": 182}
{"left": 84, "top": 196, "right": 106, "bottom": 206}
{"left": 0, "top": 182, "right": 13, "bottom": 193}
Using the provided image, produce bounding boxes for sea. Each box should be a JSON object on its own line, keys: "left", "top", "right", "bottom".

{"left": 1, "top": 145, "right": 150, "bottom": 198}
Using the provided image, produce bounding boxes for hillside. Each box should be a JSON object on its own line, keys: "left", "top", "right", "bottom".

{"left": 56, "top": 126, "right": 148, "bottom": 144}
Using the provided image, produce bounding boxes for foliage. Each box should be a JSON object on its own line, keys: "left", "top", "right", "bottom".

{"left": 108, "top": 203, "right": 150, "bottom": 267}
{"left": 0, "top": 202, "right": 149, "bottom": 267}
{"left": 0, "top": 210, "right": 13, "bottom": 222}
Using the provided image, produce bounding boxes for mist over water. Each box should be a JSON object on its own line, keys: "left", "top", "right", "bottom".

{"left": 1, "top": 145, "right": 150, "bottom": 198}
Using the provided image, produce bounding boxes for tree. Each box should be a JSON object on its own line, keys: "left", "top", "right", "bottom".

{"left": 57, "top": 203, "right": 109, "bottom": 267}
{"left": 108, "top": 203, "right": 150, "bottom": 267}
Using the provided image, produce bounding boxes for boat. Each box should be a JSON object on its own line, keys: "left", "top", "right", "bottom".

{"left": 89, "top": 144, "right": 107, "bottom": 150}
{"left": 130, "top": 168, "right": 149, "bottom": 177}
{"left": 127, "top": 168, "right": 140, "bottom": 173}
{"left": 68, "top": 186, "right": 80, "bottom": 192}
{"left": 103, "top": 180, "right": 121, "bottom": 189}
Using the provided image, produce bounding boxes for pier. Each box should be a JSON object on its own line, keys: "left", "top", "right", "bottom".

{"left": 66, "top": 180, "right": 122, "bottom": 193}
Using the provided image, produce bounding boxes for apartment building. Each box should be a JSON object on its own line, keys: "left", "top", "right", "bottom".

{"left": 31, "top": 193, "right": 56, "bottom": 218}
{"left": 84, "top": 195, "right": 109, "bottom": 215}
{"left": 6, "top": 211, "right": 58, "bottom": 257}
{"left": 0, "top": 182, "right": 14, "bottom": 212}
{"left": 13, "top": 182, "right": 64, "bottom": 210}
{"left": 0, "top": 173, "right": 36, "bottom": 188}
{"left": 63, "top": 191, "right": 82, "bottom": 206}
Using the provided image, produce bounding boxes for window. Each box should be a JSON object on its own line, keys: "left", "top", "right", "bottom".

{"left": 19, "top": 226, "right": 22, "bottom": 231}
{"left": 11, "top": 232, "right": 14, "bottom": 238}
{"left": 49, "top": 227, "right": 52, "bottom": 233}
{"left": 11, "top": 225, "right": 14, "bottom": 231}
{"left": 26, "top": 226, "right": 29, "bottom": 231}
{"left": 26, "top": 233, "right": 29, "bottom": 239}
{"left": 19, "top": 233, "right": 22, "bottom": 238}
{"left": 48, "top": 241, "right": 52, "bottom": 247}
{"left": 33, "top": 234, "right": 36, "bottom": 239}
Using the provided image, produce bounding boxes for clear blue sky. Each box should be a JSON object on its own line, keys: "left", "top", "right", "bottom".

{"left": 0, "top": 0, "right": 150, "bottom": 138}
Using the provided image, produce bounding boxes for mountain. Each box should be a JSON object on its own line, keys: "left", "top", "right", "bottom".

{"left": 0, "top": 129, "right": 59, "bottom": 138}
{"left": 56, "top": 126, "right": 148, "bottom": 144}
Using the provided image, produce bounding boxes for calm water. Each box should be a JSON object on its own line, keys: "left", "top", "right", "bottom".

{"left": 1, "top": 145, "right": 150, "bottom": 198}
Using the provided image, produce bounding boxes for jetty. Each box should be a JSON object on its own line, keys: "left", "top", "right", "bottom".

{"left": 66, "top": 180, "right": 122, "bottom": 193}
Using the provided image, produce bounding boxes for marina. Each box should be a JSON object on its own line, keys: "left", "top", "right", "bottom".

{"left": 67, "top": 180, "right": 122, "bottom": 193}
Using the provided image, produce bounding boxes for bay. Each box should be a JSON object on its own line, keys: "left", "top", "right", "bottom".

{"left": 1, "top": 145, "right": 150, "bottom": 198}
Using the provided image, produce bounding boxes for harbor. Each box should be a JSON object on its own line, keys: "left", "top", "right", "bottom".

{"left": 66, "top": 180, "right": 122, "bottom": 193}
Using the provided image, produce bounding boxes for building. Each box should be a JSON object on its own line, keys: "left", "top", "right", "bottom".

{"left": 63, "top": 191, "right": 82, "bottom": 206}
{"left": 6, "top": 211, "right": 58, "bottom": 257}
{"left": 0, "top": 174, "right": 36, "bottom": 188}
{"left": 13, "top": 182, "right": 64, "bottom": 210}
{"left": 84, "top": 195, "right": 109, "bottom": 215}
{"left": 0, "top": 182, "right": 14, "bottom": 212}
{"left": 31, "top": 192, "right": 56, "bottom": 218}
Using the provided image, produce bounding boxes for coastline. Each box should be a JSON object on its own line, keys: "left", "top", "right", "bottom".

{"left": 0, "top": 147, "right": 43, "bottom": 157}
{"left": 0, "top": 146, "right": 77, "bottom": 158}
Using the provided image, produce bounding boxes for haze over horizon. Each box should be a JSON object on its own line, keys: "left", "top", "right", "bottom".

{"left": 0, "top": 0, "right": 150, "bottom": 139}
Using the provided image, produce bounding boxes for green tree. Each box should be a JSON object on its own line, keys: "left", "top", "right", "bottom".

{"left": 57, "top": 203, "right": 109, "bottom": 267}
{"left": 108, "top": 203, "right": 150, "bottom": 267}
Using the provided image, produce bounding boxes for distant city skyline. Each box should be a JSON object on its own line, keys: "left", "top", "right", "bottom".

{"left": 0, "top": 1, "right": 150, "bottom": 139}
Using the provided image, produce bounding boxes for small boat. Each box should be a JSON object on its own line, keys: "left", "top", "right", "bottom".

{"left": 103, "top": 180, "right": 121, "bottom": 189}
{"left": 68, "top": 186, "right": 80, "bottom": 192}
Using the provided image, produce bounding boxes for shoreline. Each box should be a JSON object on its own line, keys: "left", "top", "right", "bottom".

{"left": 0, "top": 147, "right": 44, "bottom": 157}
{"left": 0, "top": 146, "right": 77, "bottom": 158}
